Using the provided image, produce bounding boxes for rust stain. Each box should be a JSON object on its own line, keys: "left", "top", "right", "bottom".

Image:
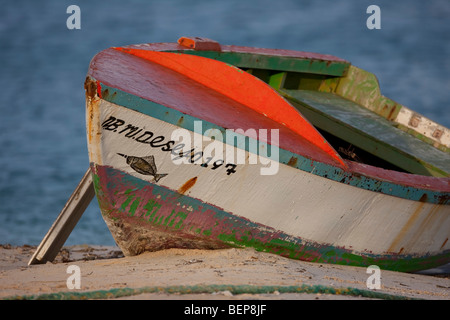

{"left": 84, "top": 77, "right": 98, "bottom": 100}
{"left": 441, "top": 238, "right": 448, "bottom": 250}
{"left": 382, "top": 104, "right": 397, "bottom": 121}
{"left": 178, "top": 177, "right": 197, "bottom": 195}
{"left": 387, "top": 195, "right": 427, "bottom": 253}
{"left": 102, "top": 88, "right": 109, "bottom": 99}
{"left": 409, "top": 114, "right": 421, "bottom": 128}
{"left": 388, "top": 193, "right": 449, "bottom": 254}
{"left": 432, "top": 128, "right": 443, "bottom": 139}
{"left": 86, "top": 96, "right": 102, "bottom": 158}
{"left": 413, "top": 202, "right": 448, "bottom": 246}
{"left": 287, "top": 156, "right": 298, "bottom": 167}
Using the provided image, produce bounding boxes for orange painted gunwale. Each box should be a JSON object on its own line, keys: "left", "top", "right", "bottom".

{"left": 114, "top": 47, "right": 346, "bottom": 168}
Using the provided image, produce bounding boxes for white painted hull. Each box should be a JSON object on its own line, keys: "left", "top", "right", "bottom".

{"left": 88, "top": 98, "right": 450, "bottom": 270}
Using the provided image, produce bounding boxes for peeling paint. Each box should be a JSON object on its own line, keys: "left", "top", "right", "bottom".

{"left": 178, "top": 177, "right": 197, "bottom": 195}
{"left": 91, "top": 164, "right": 450, "bottom": 272}
{"left": 86, "top": 40, "right": 450, "bottom": 273}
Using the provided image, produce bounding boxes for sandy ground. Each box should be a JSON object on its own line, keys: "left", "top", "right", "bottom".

{"left": 0, "top": 244, "right": 448, "bottom": 300}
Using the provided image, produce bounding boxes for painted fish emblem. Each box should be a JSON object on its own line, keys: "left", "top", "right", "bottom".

{"left": 118, "top": 153, "right": 168, "bottom": 182}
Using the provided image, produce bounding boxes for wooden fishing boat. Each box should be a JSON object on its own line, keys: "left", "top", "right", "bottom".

{"left": 85, "top": 37, "right": 450, "bottom": 272}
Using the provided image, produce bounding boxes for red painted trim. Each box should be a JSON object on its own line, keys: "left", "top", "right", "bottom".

{"left": 120, "top": 41, "right": 349, "bottom": 63}
{"left": 96, "top": 80, "right": 102, "bottom": 98}
{"left": 177, "top": 37, "right": 221, "bottom": 51}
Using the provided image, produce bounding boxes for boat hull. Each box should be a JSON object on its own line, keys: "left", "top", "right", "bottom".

{"left": 87, "top": 95, "right": 450, "bottom": 272}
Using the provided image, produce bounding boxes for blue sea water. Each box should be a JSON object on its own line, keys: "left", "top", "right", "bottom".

{"left": 0, "top": 0, "right": 449, "bottom": 246}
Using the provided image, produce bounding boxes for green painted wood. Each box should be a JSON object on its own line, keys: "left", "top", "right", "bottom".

{"left": 172, "top": 51, "right": 350, "bottom": 76}
{"left": 334, "top": 65, "right": 403, "bottom": 120}
{"left": 163, "top": 43, "right": 447, "bottom": 152}
{"left": 330, "top": 65, "right": 450, "bottom": 152}
{"left": 268, "top": 72, "right": 286, "bottom": 89}
{"left": 245, "top": 69, "right": 271, "bottom": 83}
{"left": 281, "top": 89, "right": 450, "bottom": 177}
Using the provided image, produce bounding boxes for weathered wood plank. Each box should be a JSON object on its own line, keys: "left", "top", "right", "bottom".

{"left": 28, "top": 168, "right": 95, "bottom": 265}
{"left": 281, "top": 89, "right": 450, "bottom": 177}
{"left": 176, "top": 51, "right": 350, "bottom": 76}
{"left": 335, "top": 65, "right": 449, "bottom": 151}
{"left": 125, "top": 39, "right": 350, "bottom": 77}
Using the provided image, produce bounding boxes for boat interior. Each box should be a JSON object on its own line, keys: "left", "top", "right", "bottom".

{"left": 241, "top": 66, "right": 449, "bottom": 178}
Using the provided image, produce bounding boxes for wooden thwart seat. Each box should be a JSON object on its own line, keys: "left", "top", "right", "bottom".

{"left": 281, "top": 89, "right": 450, "bottom": 177}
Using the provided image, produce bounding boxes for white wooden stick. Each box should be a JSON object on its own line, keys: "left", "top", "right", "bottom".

{"left": 28, "top": 168, "right": 95, "bottom": 265}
